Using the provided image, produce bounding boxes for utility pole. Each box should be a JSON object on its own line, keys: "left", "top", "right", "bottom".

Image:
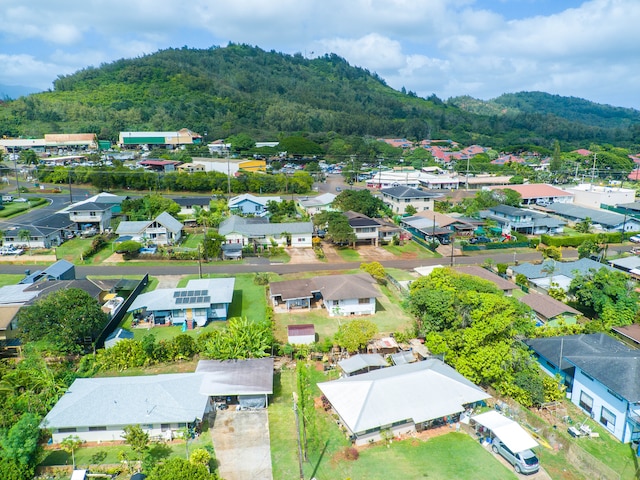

{"left": 14, "top": 157, "right": 21, "bottom": 198}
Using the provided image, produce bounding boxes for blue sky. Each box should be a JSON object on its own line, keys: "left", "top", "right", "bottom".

{"left": 0, "top": 0, "right": 638, "bottom": 109}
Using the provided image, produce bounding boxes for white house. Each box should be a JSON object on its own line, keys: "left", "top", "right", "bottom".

{"left": 218, "top": 215, "right": 313, "bottom": 248}
{"left": 381, "top": 186, "right": 442, "bottom": 214}
{"left": 116, "top": 211, "right": 183, "bottom": 245}
{"left": 127, "top": 278, "right": 235, "bottom": 328}
{"left": 344, "top": 211, "right": 380, "bottom": 246}
{"left": 269, "top": 273, "right": 381, "bottom": 317}
{"left": 318, "top": 359, "right": 491, "bottom": 446}
{"left": 298, "top": 193, "right": 336, "bottom": 216}
{"left": 41, "top": 373, "right": 211, "bottom": 443}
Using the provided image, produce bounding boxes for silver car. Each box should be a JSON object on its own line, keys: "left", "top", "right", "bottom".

{"left": 492, "top": 438, "right": 539, "bottom": 475}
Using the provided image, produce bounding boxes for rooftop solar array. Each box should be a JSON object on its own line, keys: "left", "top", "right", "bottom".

{"left": 175, "top": 296, "right": 211, "bottom": 305}
{"left": 173, "top": 289, "right": 209, "bottom": 298}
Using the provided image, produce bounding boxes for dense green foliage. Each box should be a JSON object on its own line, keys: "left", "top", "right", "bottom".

{"left": 147, "top": 457, "right": 220, "bottom": 480}
{"left": 408, "top": 268, "right": 553, "bottom": 407}
{"left": 122, "top": 194, "right": 181, "bottom": 220}
{"left": 332, "top": 189, "right": 388, "bottom": 217}
{"left": 334, "top": 319, "right": 378, "bottom": 353}
{"left": 18, "top": 289, "right": 108, "bottom": 353}
{"left": 1, "top": 44, "right": 638, "bottom": 149}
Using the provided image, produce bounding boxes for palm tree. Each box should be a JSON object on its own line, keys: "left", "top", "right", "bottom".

{"left": 541, "top": 260, "right": 558, "bottom": 288}
{"left": 18, "top": 229, "right": 31, "bottom": 251}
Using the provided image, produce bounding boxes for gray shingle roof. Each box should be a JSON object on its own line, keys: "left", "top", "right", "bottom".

{"left": 546, "top": 203, "right": 627, "bottom": 227}
{"left": 219, "top": 215, "right": 312, "bottom": 236}
{"left": 42, "top": 373, "right": 209, "bottom": 429}
{"left": 116, "top": 211, "right": 183, "bottom": 236}
{"left": 381, "top": 186, "right": 442, "bottom": 199}
{"left": 523, "top": 334, "right": 640, "bottom": 401}
{"left": 338, "top": 354, "right": 387, "bottom": 374}
{"left": 512, "top": 258, "right": 614, "bottom": 280}
{"left": 196, "top": 358, "right": 274, "bottom": 396}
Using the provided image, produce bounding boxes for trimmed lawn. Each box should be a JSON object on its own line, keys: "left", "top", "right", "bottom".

{"left": 273, "top": 274, "right": 414, "bottom": 343}
{"left": 270, "top": 367, "right": 515, "bottom": 480}
{"left": 0, "top": 274, "right": 23, "bottom": 287}
{"left": 55, "top": 237, "right": 94, "bottom": 263}
{"left": 383, "top": 241, "right": 442, "bottom": 259}
{"left": 385, "top": 267, "right": 418, "bottom": 282}
{"left": 181, "top": 233, "right": 203, "bottom": 248}
{"left": 335, "top": 247, "right": 361, "bottom": 262}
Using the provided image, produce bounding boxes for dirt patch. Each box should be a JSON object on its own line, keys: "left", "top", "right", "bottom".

{"left": 357, "top": 245, "right": 396, "bottom": 261}
{"left": 285, "top": 247, "right": 322, "bottom": 264}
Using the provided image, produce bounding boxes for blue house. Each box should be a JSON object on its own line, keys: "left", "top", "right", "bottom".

{"left": 228, "top": 194, "right": 281, "bottom": 216}
{"left": 127, "top": 278, "right": 235, "bottom": 328}
{"left": 524, "top": 333, "right": 640, "bottom": 443}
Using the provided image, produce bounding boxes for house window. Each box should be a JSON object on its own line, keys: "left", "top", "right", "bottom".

{"left": 90, "top": 212, "right": 96, "bottom": 216}
{"left": 333, "top": 300, "right": 339, "bottom": 307}
{"left": 58, "top": 427, "right": 77, "bottom": 433}
{"left": 161, "top": 424, "right": 171, "bottom": 431}
{"left": 89, "top": 426, "right": 107, "bottom": 431}
{"left": 297, "top": 238, "right": 305, "bottom": 242}
{"left": 177, "top": 423, "right": 187, "bottom": 428}
{"left": 600, "top": 407, "right": 616, "bottom": 431}
{"left": 358, "top": 298, "right": 369, "bottom": 305}
{"left": 579, "top": 391, "right": 593, "bottom": 414}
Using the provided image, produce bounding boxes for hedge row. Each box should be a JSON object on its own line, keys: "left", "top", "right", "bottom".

{"left": 541, "top": 232, "right": 624, "bottom": 247}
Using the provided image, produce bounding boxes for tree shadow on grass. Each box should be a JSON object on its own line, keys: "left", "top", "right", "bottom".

{"left": 89, "top": 450, "right": 107, "bottom": 464}
{"left": 227, "top": 289, "right": 243, "bottom": 318}
{"left": 146, "top": 442, "right": 173, "bottom": 463}
{"left": 40, "top": 450, "right": 70, "bottom": 466}
{"left": 310, "top": 440, "right": 330, "bottom": 480}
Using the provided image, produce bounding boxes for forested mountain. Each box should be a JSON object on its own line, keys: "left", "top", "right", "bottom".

{"left": 450, "top": 91, "right": 640, "bottom": 130}
{"left": 0, "top": 44, "right": 638, "bottom": 149}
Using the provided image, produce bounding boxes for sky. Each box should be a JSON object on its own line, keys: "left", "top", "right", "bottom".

{"left": 0, "top": 0, "right": 639, "bottom": 109}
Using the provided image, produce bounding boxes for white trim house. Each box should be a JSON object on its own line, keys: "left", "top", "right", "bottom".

{"left": 116, "top": 211, "right": 183, "bottom": 246}
{"left": 127, "top": 278, "right": 235, "bottom": 327}
{"left": 41, "top": 373, "right": 211, "bottom": 443}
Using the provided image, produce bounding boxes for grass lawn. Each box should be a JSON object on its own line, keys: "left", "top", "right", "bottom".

{"left": 0, "top": 274, "right": 23, "bottom": 287}
{"left": 385, "top": 267, "right": 418, "bottom": 282}
{"left": 270, "top": 367, "right": 515, "bottom": 480}
{"left": 383, "top": 241, "right": 442, "bottom": 259}
{"left": 54, "top": 237, "right": 94, "bottom": 263}
{"left": 40, "top": 422, "right": 214, "bottom": 469}
{"left": 181, "top": 233, "right": 203, "bottom": 248}
{"left": 272, "top": 275, "right": 414, "bottom": 343}
{"left": 335, "top": 247, "right": 361, "bottom": 262}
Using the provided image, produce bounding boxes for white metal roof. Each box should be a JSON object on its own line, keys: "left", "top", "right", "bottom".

{"left": 472, "top": 410, "right": 538, "bottom": 453}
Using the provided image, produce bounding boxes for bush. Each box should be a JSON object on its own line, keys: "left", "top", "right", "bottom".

{"left": 344, "top": 447, "right": 359, "bottom": 461}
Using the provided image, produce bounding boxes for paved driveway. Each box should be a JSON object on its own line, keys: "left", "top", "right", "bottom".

{"left": 211, "top": 409, "right": 273, "bottom": 480}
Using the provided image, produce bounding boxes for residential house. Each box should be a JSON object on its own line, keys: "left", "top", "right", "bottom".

{"left": 298, "top": 193, "right": 336, "bottom": 216}
{"left": 546, "top": 203, "right": 640, "bottom": 232}
{"left": 20, "top": 259, "right": 75, "bottom": 284}
{"left": 344, "top": 211, "right": 380, "bottom": 246}
{"left": 484, "top": 205, "right": 565, "bottom": 235}
{"left": 511, "top": 258, "right": 614, "bottom": 292}
{"left": 488, "top": 184, "right": 574, "bottom": 206}
{"left": 218, "top": 215, "right": 312, "bottom": 248}
{"left": 228, "top": 193, "right": 282, "bottom": 216}
{"left": 66, "top": 202, "right": 113, "bottom": 233}
{"left": 338, "top": 353, "right": 387, "bottom": 377}
{"left": 64, "top": 192, "right": 127, "bottom": 216}
{"left": 287, "top": 324, "right": 316, "bottom": 345}
{"left": 116, "top": 211, "right": 183, "bottom": 246}
{"left": 127, "top": 278, "right": 235, "bottom": 328}
{"left": 318, "top": 358, "right": 491, "bottom": 446}
{"left": 380, "top": 186, "right": 442, "bottom": 214}
{"left": 172, "top": 197, "right": 211, "bottom": 217}
{"left": 2, "top": 224, "right": 63, "bottom": 249}
{"left": 453, "top": 266, "right": 516, "bottom": 296}
{"left": 41, "top": 373, "right": 211, "bottom": 443}
{"left": 176, "top": 163, "right": 206, "bottom": 173}
{"left": 518, "top": 293, "right": 581, "bottom": 326}
{"left": 399, "top": 215, "right": 454, "bottom": 244}
{"left": 104, "top": 328, "right": 134, "bottom": 349}
{"left": 608, "top": 256, "right": 640, "bottom": 276}
{"left": 269, "top": 273, "right": 382, "bottom": 317}
{"left": 524, "top": 334, "right": 640, "bottom": 443}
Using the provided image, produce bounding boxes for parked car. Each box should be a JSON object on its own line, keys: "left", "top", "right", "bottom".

{"left": 0, "top": 246, "right": 24, "bottom": 256}
{"left": 630, "top": 235, "right": 640, "bottom": 243}
{"left": 491, "top": 438, "right": 539, "bottom": 475}
{"left": 469, "top": 236, "right": 492, "bottom": 244}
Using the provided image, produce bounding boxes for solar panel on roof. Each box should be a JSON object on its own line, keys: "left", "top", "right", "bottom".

{"left": 189, "top": 297, "right": 197, "bottom": 304}
{"left": 203, "top": 296, "right": 210, "bottom": 303}
{"left": 173, "top": 291, "right": 180, "bottom": 298}
{"left": 175, "top": 297, "right": 182, "bottom": 304}
{"left": 179, "top": 291, "right": 187, "bottom": 297}
{"left": 196, "top": 296, "right": 203, "bottom": 302}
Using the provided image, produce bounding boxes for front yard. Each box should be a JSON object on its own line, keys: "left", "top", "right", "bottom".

{"left": 270, "top": 367, "right": 516, "bottom": 480}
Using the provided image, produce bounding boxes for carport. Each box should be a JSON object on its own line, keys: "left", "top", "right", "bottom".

{"left": 472, "top": 411, "right": 539, "bottom": 453}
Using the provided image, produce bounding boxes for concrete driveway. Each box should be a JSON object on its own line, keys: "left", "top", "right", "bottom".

{"left": 211, "top": 409, "right": 273, "bottom": 480}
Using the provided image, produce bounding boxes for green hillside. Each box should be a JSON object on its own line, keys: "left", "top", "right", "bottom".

{"left": 0, "top": 44, "right": 638, "bottom": 149}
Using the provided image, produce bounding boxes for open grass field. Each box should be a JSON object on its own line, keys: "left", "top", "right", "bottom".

{"left": 270, "top": 368, "right": 516, "bottom": 480}
{"left": 383, "top": 241, "right": 442, "bottom": 259}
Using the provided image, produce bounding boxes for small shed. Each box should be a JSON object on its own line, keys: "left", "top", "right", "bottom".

{"left": 287, "top": 324, "right": 315, "bottom": 345}
{"left": 338, "top": 353, "right": 387, "bottom": 377}
{"left": 104, "top": 328, "right": 134, "bottom": 349}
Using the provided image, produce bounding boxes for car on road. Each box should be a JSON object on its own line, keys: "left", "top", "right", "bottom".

{"left": 491, "top": 438, "right": 539, "bottom": 475}
{"left": 336, "top": 187, "right": 342, "bottom": 192}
